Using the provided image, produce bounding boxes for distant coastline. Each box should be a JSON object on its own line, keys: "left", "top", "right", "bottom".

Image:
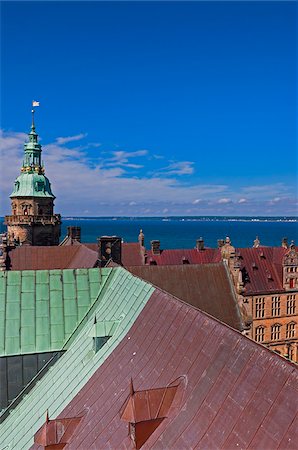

{"left": 1, "top": 216, "right": 297, "bottom": 249}
{"left": 60, "top": 216, "right": 298, "bottom": 223}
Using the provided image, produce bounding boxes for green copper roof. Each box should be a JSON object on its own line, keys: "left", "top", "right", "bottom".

{"left": 0, "top": 268, "right": 112, "bottom": 356}
{"left": 0, "top": 267, "right": 154, "bottom": 449}
{"left": 10, "top": 110, "right": 55, "bottom": 199}
{"left": 10, "top": 172, "right": 55, "bottom": 198}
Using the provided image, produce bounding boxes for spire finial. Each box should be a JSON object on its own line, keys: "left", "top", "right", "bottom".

{"left": 31, "top": 108, "right": 35, "bottom": 132}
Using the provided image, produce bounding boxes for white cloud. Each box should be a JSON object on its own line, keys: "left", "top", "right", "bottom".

{"left": 103, "top": 149, "right": 147, "bottom": 170}
{"left": 56, "top": 133, "right": 88, "bottom": 145}
{"left": 242, "top": 184, "right": 288, "bottom": 195}
{"left": 217, "top": 198, "right": 232, "bottom": 204}
{"left": 157, "top": 161, "right": 194, "bottom": 176}
{"left": 238, "top": 198, "right": 247, "bottom": 204}
{"left": 0, "top": 129, "right": 297, "bottom": 216}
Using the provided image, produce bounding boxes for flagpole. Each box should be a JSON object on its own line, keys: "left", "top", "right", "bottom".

{"left": 31, "top": 105, "right": 35, "bottom": 130}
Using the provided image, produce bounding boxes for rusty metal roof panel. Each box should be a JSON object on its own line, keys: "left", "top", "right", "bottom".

{"left": 27, "top": 286, "right": 297, "bottom": 449}
{"left": 128, "top": 263, "right": 243, "bottom": 330}
{"left": 237, "top": 247, "right": 285, "bottom": 294}
{"left": 8, "top": 244, "right": 98, "bottom": 271}
{"left": 0, "top": 268, "right": 154, "bottom": 450}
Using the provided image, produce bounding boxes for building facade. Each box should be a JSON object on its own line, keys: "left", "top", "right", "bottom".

{"left": 4, "top": 110, "right": 61, "bottom": 246}
{"left": 220, "top": 239, "right": 298, "bottom": 363}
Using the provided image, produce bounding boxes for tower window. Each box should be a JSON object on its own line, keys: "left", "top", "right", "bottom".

{"left": 35, "top": 181, "right": 44, "bottom": 192}
{"left": 290, "top": 279, "right": 295, "bottom": 289}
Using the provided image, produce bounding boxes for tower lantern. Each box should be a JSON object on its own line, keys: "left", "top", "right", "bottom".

{"left": 4, "top": 106, "right": 61, "bottom": 246}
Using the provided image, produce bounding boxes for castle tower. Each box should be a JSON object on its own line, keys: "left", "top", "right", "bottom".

{"left": 4, "top": 109, "right": 61, "bottom": 246}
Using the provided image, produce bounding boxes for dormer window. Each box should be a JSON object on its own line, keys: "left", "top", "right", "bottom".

{"left": 35, "top": 181, "right": 44, "bottom": 192}
{"left": 121, "top": 378, "right": 184, "bottom": 449}
{"left": 14, "top": 181, "right": 20, "bottom": 191}
{"left": 89, "top": 317, "right": 122, "bottom": 353}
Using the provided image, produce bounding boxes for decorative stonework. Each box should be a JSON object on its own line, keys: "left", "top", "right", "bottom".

{"left": 282, "top": 242, "right": 298, "bottom": 290}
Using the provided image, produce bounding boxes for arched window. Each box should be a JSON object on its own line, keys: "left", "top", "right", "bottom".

{"left": 286, "top": 322, "right": 296, "bottom": 339}
{"left": 255, "top": 326, "right": 265, "bottom": 343}
{"left": 271, "top": 324, "right": 281, "bottom": 341}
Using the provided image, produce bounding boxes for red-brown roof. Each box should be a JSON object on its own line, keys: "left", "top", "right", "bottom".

{"left": 237, "top": 247, "right": 288, "bottom": 295}
{"left": 32, "top": 288, "right": 298, "bottom": 449}
{"left": 85, "top": 242, "right": 144, "bottom": 266}
{"left": 7, "top": 244, "right": 98, "bottom": 270}
{"left": 145, "top": 247, "right": 221, "bottom": 265}
{"left": 144, "top": 245, "right": 297, "bottom": 296}
{"left": 128, "top": 263, "right": 243, "bottom": 331}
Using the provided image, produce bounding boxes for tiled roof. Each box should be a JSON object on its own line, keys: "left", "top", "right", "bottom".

{"left": 128, "top": 263, "right": 243, "bottom": 331}
{"left": 0, "top": 268, "right": 112, "bottom": 356}
{"left": 32, "top": 287, "right": 298, "bottom": 449}
{"left": 145, "top": 247, "right": 221, "bottom": 265}
{"left": 7, "top": 244, "right": 98, "bottom": 271}
{"left": 0, "top": 267, "right": 154, "bottom": 449}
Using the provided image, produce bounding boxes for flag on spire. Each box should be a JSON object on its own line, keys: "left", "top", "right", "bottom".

{"left": 32, "top": 101, "right": 40, "bottom": 107}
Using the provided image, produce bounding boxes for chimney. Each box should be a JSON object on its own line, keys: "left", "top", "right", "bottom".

{"left": 217, "top": 239, "right": 225, "bottom": 248}
{"left": 253, "top": 236, "right": 260, "bottom": 248}
{"left": 196, "top": 237, "right": 204, "bottom": 251}
{"left": 138, "top": 229, "right": 145, "bottom": 247}
{"left": 67, "top": 226, "right": 81, "bottom": 243}
{"left": 151, "top": 240, "right": 160, "bottom": 255}
{"left": 97, "top": 236, "right": 122, "bottom": 267}
{"left": 282, "top": 237, "right": 289, "bottom": 249}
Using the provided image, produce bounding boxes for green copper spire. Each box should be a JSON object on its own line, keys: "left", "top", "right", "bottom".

{"left": 23, "top": 108, "right": 43, "bottom": 170}
{"left": 10, "top": 107, "right": 55, "bottom": 199}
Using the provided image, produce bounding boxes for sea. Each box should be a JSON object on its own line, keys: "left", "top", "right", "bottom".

{"left": 2, "top": 216, "right": 296, "bottom": 249}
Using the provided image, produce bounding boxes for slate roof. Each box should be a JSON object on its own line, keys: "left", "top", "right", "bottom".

{"left": 0, "top": 267, "right": 154, "bottom": 449}
{"left": 32, "top": 286, "right": 298, "bottom": 449}
{"left": 0, "top": 268, "right": 111, "bottom": 356}
{"left": 128, "top": 262, "right": 243, "bottom": 331}
{"left": 7, "top": 244, "right": 98, "bottom": 271}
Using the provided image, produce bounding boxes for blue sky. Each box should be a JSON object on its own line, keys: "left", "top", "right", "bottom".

{"left": 1, "top": 1, "right": 297, "bottom": 216}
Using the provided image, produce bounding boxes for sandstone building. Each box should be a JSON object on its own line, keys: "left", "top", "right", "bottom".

{"left": 4, "top": 110, "right": 61, "bottom": 246}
